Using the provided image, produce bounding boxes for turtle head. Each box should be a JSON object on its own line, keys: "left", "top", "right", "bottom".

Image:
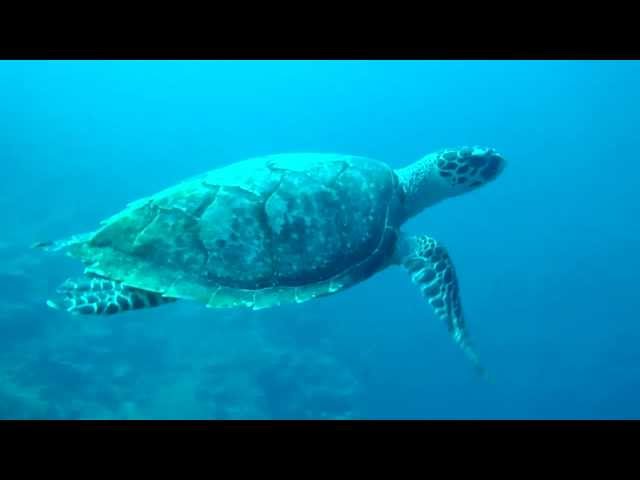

{"left": 395, "top": 146, "right": 507, "bottom": 221}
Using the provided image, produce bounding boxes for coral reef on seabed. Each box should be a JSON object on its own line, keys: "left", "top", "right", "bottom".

{"left": 0, "top": 243, "right": 363, "bottom": 419}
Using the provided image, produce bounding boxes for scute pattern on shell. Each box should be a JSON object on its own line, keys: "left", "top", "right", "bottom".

{"left": 73, "top": 153, "right": 404, "bottom": 308}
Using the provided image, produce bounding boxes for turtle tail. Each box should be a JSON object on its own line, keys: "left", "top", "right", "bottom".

{"left": 32, "top": 231, "right": 94, "bottom": 253}
{"left": 47, "top": 275, "right": 177, "bottom": 315}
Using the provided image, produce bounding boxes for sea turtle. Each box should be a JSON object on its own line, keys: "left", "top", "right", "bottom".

{"left": 34, "top": 146, "right": 506, "bottom": 376}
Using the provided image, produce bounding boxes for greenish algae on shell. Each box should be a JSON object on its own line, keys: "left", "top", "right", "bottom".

{"left": 66, "top": 153, "right": 405, "bottom": 310}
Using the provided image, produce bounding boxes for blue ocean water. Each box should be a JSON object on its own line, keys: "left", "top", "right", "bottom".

{"left": 1, "top": 59, "right": 639, "bottom": 419}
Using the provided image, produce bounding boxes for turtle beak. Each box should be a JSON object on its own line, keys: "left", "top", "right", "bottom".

{"left": 477, "top": 147, "right": 506, "bottom": 182}
{"left": 493, "top": 149, "right": 507, "bottom": 176}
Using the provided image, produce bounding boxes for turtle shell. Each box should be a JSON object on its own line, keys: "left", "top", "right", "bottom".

{"left": 70, "top": 154, "right": 404, "bottom": 309}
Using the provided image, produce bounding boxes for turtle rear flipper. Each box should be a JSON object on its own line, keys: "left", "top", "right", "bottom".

{"left": 47, "top": 276, "right": 176, "bottom": 315}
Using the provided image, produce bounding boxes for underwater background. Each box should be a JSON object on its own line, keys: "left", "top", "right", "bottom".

{"left": 0, "top": 59, "right": 639, "bottom": 419}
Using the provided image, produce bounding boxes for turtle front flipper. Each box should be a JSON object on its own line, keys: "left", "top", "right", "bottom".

{"left": 47, "top": 275, "right": 177, "bottom": 315}
{"left": 396, "top": 233, "right": 489, "bottom": 379}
